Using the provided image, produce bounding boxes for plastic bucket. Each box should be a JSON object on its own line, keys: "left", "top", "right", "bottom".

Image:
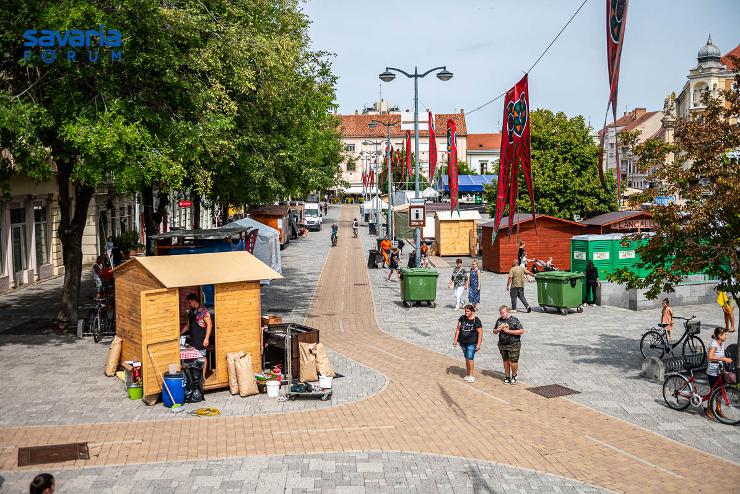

{"left": 127, "top": 385, "right": 143, "bottom": 400}
{"left": 266, "top": 380, "right": 280, "bottom": 398}
{"left": 162, "top": 371, "right": 186, "bottom": 408}
{"left": 318, "top": 375, "right": 333, "bottom": 390}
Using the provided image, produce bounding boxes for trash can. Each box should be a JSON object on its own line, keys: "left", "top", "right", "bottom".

{"left": 399, "top": 268, "right": 439, "bottom": 308}
{"left": 367, "top": 249, "right": 382, "bottom": 269}
{"left": 535, "top": 271, "right": 584, "bottom": 315}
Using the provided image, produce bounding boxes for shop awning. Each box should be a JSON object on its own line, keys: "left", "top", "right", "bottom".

{"left": 436, "top": 174, "right": 497, "bottom": 193}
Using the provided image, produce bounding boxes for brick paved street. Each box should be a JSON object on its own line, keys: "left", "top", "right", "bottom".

{"left": 0, "top": 206, "right": 737, "bottom": 494}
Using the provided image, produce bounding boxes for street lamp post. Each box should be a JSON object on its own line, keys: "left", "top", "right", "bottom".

{"left": 363, "top": 139, "right": 384, "bottom": 235}
{"left": 368, "top": 119, "right": 399, "bottom": 240}
{"left": 379, "top": 66, "right": 453, "bottom": 267}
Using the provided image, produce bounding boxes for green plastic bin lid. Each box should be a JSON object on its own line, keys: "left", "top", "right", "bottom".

{"left": 399, "top": 268, "right": 439, "bottom": 277}
{"left": 535, "top": 271, "right": 584, "bottom": 280}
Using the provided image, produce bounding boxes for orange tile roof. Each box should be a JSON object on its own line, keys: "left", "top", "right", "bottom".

{"left": 598, "top": 110, "right": 658, "bottom": 136}
{"left": 339, "top": 113, "right": 467, "bottom": 138}
{"left": 467, "top": 133, "right": 502, "bottom": 151}
{"left": 721, "top": 44, "right": 740, "bottom": 71}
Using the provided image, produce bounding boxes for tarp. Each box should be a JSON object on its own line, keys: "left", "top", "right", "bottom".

{"left": 436, "top": 175, "right": 498, "bottom": 193}
{"left": 422, "top": 187, "right": 439, "bottom": 198}
{"left": 361, "top": 196, "right": 388, "bottom": 211}
{"left": 225, "top": 218, "right": 282, "bottom": 276}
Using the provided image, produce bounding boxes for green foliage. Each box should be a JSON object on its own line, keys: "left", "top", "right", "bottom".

{"left": 114, "top": 230, "right": 143, "bottom": 252}
{"left": 438, "top": 160, "right": 477, "bottom": 176}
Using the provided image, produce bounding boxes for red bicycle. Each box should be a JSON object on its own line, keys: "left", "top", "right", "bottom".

{"left": 663, "top": 363, "right": 739, "bottom": 425}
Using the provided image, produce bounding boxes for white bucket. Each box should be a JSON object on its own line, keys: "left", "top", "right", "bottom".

{"left": 266, "top": 380, "right": 280, "bottom": 398}
{"left": 318, "top": 375, "right": 333, "bottom": 390}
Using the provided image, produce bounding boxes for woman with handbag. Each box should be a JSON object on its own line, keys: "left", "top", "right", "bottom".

{"left": 706, "top": 327, "right": 734, "bottom": 420}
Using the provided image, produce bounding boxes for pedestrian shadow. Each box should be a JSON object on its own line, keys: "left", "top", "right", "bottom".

{"left": 447, "top": 365, "right": 506, "bottom": 381}
{"left": 466, "top": 465, "right": 494, "bottom": 494}
{"left": 479, "top": 368, "right": 506, "bottom": 380}
{"left": 437, "top": 383, "right": 467, "bottom": 418}
{"left": 547, "top": 333, "right": 646, "bottom": 373}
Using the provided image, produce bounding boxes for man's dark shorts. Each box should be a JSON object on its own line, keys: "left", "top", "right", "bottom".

{"left": 498, "top": 341, "right": 521, "bottom": 362}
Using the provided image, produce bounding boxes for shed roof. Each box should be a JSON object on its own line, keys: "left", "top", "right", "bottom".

{"left": 150, "top": 226, "right": 248, "bottom": 240}
{"left": 480, "top": 213, "right": 585, "bottom": 229}
{"left": 249, "top": 205, "right": 290, "bottom": 216}
{"left": 435, "top": 210, "right": 481, "bottom": 221}
{"left": 581, "top": 210, "right": 651, "bottom": 226}
{"left": 117, "top": 251, "right": 282, "bottom": 288}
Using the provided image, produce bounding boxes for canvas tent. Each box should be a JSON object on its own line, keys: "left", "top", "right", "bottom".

{"left": 422, "top": 187, "right": 440, "bottom": 198}
{"left": 224, "top": 218, "right": 282, "bottom": 276}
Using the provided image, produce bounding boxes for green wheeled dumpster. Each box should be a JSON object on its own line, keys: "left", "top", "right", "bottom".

{"left": 535, "top": 271, "right": 585, "bottom": 315}
{"left": 399, "top": 268, "right": 439, "bottom": 308}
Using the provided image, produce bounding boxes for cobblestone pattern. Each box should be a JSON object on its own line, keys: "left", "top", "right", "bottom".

{"left": 0, "top": 451, "right": 607, "bottom": 493}
{"left": 361, "top": 229, "right": 740, "bottom": 463}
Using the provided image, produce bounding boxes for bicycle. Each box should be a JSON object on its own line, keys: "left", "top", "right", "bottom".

{"left": 640, "top": 315, "right": 706, "bottom": 365}
{"left": 663, "top": 362, "right": 739, "bottom": 425}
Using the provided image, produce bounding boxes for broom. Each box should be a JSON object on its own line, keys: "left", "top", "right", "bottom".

{"left": 147, "top": 346, "right": 184, "bottom": 413}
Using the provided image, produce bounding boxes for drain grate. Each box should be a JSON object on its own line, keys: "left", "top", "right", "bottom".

{"left": 527, "top": 384, "right": 580, "bottom": 398}
{"left": 18, "top": 443, "right": 89, "bottom": 466}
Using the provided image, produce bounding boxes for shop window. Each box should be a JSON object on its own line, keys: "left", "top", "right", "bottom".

{"left": 34, "top": 204, "right": 49, "bottom": 266}
{"left": 10, "top": 207, "right": 27, "bottom": 274}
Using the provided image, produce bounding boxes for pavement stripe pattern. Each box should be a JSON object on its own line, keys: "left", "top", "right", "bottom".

{"left": 0, "top": 206, "right": 736, "bottom": 493}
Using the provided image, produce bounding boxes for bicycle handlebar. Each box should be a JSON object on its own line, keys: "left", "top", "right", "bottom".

{"left": 672, "top": 315, "right": 696, "bottom": 321}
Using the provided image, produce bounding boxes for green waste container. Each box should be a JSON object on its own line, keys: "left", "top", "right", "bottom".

{"left": 399, "top": 268, "right": 439, "bottom": 308}
{"left": 535, "top": 271, "right": 584, "bottom": 315}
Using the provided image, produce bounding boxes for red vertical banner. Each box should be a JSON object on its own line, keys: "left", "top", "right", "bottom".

{"left": 494, "top": 74, "right": 535, "bottom": 235}
{"left": 428, "top": 111, "right": 437, "bottom": 181}
{"left": 446, "top": 118, "right": 458, "bottom": 213}
{"left": 405, "top": 130, "right": 412, "bottom": 178}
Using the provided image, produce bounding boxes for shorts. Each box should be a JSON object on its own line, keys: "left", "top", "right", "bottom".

{"left": 94, "top": 278, "right": 103, "bottom": 292}
{"left": 498, "top": 342, "right": 521, "bottom": 363}
{"left": 461, "top": 344, "right": 477, "bottom": 361}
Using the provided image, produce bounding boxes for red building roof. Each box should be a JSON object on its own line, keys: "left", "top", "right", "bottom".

{"left": 597, "top": 108, "right": 659, "bottom": 137}
{"left": 339, "top": 113, "right": 467, "bottom": 138}
{"left": 581, "top": 210, "right": 651, "bottom": 226}
{"left": 721, "top": 44, "right": 740, "bottom": 71}
{"left": 468, "top": 133, "right": 502, "bottom": 151}
{"left": 480, "top": 213, "right": 585, "bottom": 228}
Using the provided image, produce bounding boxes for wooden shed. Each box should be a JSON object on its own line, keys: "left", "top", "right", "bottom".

{"left": 481, "top": 214, "right": 586, "bottom": 273}
{"left": 434, "top": 210, "right": 482, "bottom": 256}
{"left": 114, "top": 251, "right": 281, "bottom": 398}
{"left": 581, "top": 210, "right": 656, "bottom": 235}
{"left": 249, "top": 205, "right": 291, "bottom": 247}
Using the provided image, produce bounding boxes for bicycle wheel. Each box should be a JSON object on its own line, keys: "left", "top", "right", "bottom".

{"left": 682, "top": 335, "right": 706, "bottom": 364}
{"left": 640, "top": 330, "right": 665, "bottom": 359}
{"left": 662, "top": 374, "right": 692, "bottom": 410}
{"left": 92, "top": 315, "right": 103, "bottom": 343}
{"left": 709, "top": 386, "right": 740, "bottom": 425}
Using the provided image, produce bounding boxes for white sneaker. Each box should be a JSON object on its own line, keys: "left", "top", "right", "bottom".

{"left": 468, "top": 376, "right": 475, "bottom": 383}
{"left": 454, "top": 305, "right": 460, "bottom": 310}
{"left": 510, "top": 309, "right": 518, "bottom": 313}
{"left": 463, "top": 375, "right": 472, "bottom": 382}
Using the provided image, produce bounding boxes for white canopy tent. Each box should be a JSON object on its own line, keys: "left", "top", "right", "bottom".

{"left": 422, "top": 187, "right": 440, "bottom": 199}
{"left": 224, "top": 217, "right": 282, "bottom": 278}
{"left": 359, "top": 196, "right": 389, "bottom": 223}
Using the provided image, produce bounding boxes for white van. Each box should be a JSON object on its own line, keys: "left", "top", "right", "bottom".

{"left": 304, "top": 203, "right": 322, "bottom": 231}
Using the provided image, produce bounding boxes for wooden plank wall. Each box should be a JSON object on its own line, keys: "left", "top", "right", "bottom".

{"left": 140, "top": 288, "right": 180, "bottom": 396}
{"left": 115, "top": 263, "right": 163, "bottom": 364}
{"left": 436, "top": 219, "right": 476, "bottom": 256}
{"left": 214, "top": 281, "right": 262, "bottom": 384}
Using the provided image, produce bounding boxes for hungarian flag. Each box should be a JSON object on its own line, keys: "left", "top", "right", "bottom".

{"left": 428, "top": 111, "right": 437, "bottom": 180}
{"left": 598, "top": 0, "right": 629, "bottom": 198}
{"left": 446, "top": 118, "right": 459, "bottom": 212}
{"left": 494, "top": 74, "right": 535, "bottom": 236}
{"left": 405, "top": 130, "right": 412, "bottom": 178}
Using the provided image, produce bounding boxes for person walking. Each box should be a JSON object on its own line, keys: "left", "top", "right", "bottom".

{"left": 448, "top": 259, "right": 468, "bottom": 310}
{"left": 387, "top": 247, "right": 400, "bottom": 282}
{"left": 705, "top": 327, "right": 733, "bottom": 419}
{"left": 453, "top": 304, "right": 483, "bottom": 383}
{"left": 493, "top": 305, "right": 526, "bottom": 384}
{"left": 468, "top": 259, "right": 481, "bottom": 310}
{"left": 380, "top": 236, "right": 392, "bottom": 268}
{"left": 506, "top": 259, "right": 533, "bottom": 313}
{"left": 584, "top": 260, "right": 600, "bottom": 306}
{"left": 517, "top": 241, "right": 527, "bottom": 267}
{"left": 717, "top": 290, "right": 736, "bottom": 332}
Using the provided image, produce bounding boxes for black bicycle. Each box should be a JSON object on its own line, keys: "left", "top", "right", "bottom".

{"left": 640, "top": 315, "right": 706, "bottom": 365}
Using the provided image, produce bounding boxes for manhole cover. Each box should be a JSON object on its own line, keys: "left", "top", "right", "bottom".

{"left": 527, "top": 384, "right": 580, "bottom": 398}
{"left": 18, "top": 443, "right": 89, "bottom": 466}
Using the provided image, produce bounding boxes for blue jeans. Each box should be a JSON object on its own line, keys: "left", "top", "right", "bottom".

{"left": 461, "top": 344, "right": 477, "bottom": 361}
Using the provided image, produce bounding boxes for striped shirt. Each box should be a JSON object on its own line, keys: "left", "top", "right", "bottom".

{"left": 706, "top": 339, "right": 725, "bottom": 376}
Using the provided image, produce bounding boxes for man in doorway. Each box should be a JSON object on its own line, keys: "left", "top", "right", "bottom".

{"left": 506, "top": 259, "right": 533, "bottom": 313}
{"left": 181, "top": 293, "right": 212, "bottom": 402}
{"left": 493, "top": 305, "right": 526, "bottom": 384}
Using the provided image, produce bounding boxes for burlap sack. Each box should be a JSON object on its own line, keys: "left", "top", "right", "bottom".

{"left": 299, "top": 342, "right": 318, "bottom": 382}
{"left": 235, "top": 353, "right": 259, "bottom": 397}
{"left": 104, "top": 336, "right": 122, "bottom": 376}
{"left": 226, "top": 351, "right": 245, "bottom": 395}
{"left": 312, "top": 343, "right": 335, "bottom": 378}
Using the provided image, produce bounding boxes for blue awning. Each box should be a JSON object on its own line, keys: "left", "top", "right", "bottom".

{"left": 435, "top": 175, "right": 497, "bottom": 193}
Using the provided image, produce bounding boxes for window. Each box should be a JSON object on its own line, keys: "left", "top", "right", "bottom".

{"left": 620, "top": 160, "right": 628, "bottom": 172}
{"left": 480, "top": 160, "right": 488, "bottom": 174}
{"left": 346, "top": 161, "right": 356, "bottom": 172}
{"left": 345, "top": 144, "right": 355, "bottom": 152}
{"left": 34, "top": 203, "right": 49, "bottom": 267}
{"left": 10, "top": 206, "right": 27, "bottom": 274}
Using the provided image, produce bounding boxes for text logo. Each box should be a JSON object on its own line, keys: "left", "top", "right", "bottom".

{"left": 23, "top": 25, "right": 122, "bottom": 64}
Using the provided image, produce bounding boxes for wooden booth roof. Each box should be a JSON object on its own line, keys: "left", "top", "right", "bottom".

{"left": 249, "top": 205, "right": 290, "bottom": 216}
{"left": 115, "top": 251, "right": 282, "bottom": 288}
{"left": 480, "top": 213, "right": 585, "bottom": 229}
{"left": 581, "top": 210, "right": 651, "bottom": 226}
{"left": 435, "top": 210, "right": 481, "bottom": 221}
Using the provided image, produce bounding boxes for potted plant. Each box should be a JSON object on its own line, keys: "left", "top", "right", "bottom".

{"left": 114, "top": 230, "right": 143, "bottom": 259}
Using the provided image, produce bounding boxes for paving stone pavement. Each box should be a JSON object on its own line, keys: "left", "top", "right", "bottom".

{"left": 360, "top": 228, "right": 740, "bottom": 463}
{"left": 0, "top": 451, "right": 608, "bottom": 493}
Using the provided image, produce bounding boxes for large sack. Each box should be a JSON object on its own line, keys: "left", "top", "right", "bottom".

{"left": 226, "top": 351, "right": 245, "bottom": 395}
{"left": 313, "top": 343, "right": 336, "bottom": 378}
{"left": 104, "top": 336, "right": 123, "bottom": 376}
{"left": 299, "top": 342, "right": 318, "bottom": 382}
{"left": 235, "top": 353, "right": 259, "bottom": 397}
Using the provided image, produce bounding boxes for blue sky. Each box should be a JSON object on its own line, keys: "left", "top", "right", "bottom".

{"left": 303, "top": 0, "right": 740, "bottom": 133}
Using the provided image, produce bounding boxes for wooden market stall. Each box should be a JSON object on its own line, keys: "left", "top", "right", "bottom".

{"left": 249, "top": 205, "right": 291, "bottom": 247}
{"left": 114, "top": 251, "right": 281, "bottom": 398}
{"left": 434, "top": 210, "right": 481, "bottom": 256}
{"left": 481, "top": 214, "right": 587, "bottom": 273}
{"left": 581, "top": 210, "right": 656, "bottom": 235}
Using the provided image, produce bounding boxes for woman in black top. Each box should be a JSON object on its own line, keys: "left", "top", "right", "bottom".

{"left": 453, "top": 304, "right": 483, "bottom": 383}
{"left": 585, "top": 260, "right": 600, "bottom": 305}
